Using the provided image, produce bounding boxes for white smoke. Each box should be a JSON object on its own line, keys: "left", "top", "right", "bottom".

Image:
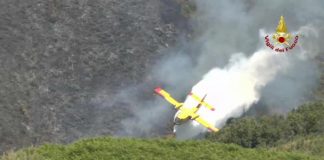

{"left": 113, "top": 0, "right": 323, "bottom": 137}
{"left": 175, "top": 32, "right": 294, "bottom": 139}
{"left": 173, "top": 0, "right": 323, "bottom": 139}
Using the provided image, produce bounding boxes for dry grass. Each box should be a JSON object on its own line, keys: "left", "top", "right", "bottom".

{"left": 1, "top": 148, "right": 43, "bottom": 160}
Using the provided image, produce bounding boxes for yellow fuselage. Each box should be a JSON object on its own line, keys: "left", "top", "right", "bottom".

{"left": 154, "top": 87, "right": 219, "bottom": 132}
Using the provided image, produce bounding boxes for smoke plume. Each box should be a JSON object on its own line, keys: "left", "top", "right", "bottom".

{"left": 175, "top": 28, "right": 315, "bottom": 139}
{"left": 111, "top": 0, "right": 323, "bottom": 138}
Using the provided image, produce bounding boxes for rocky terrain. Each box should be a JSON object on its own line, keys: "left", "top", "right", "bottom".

{"left": 0, "top": 0, "right": 192, "bottom": 153}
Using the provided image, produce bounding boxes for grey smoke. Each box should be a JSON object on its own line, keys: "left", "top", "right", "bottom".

{"left": 104, "top": 0, "right": 323, "bottom": 137}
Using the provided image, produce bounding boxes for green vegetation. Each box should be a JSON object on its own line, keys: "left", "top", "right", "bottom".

{"left": 1, "top": 137, "right": 321, "bottom": 160}
{"left": 274, "top": 135, "right": 324, "bottom": 158}
{"left": 206, "top": 102, "right": 324, "bottom": 148}
{"left": 2, "top": 101, "right": 324, "bottom": 160}
{"left": 206, "top": 101, "right": 324, "bottom": 158}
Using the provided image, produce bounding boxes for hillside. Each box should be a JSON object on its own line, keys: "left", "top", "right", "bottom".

{"left": 1, "top": 0, "right": 324, "bottom": 157}
{"left": 2, "top": 102, "right": 324, "bottom": 159}
{"left": 0, "top": 0, "right": 191, "bottom": 153}
{"left": 206, "top": 102, "right": 324, "bottom": 148}
{"left": 274, "top": 135, "right": 324, "bottom": 158}
{"left": 1, "top": 137, "right": 322, "bottom": 160}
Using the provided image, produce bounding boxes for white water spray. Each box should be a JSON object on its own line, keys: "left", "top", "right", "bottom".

{"left": 175, "top": 29, "right": 310, "bottom": 139}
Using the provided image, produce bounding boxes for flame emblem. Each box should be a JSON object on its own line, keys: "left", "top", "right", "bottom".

{"left": 272, "top": 16, "right": 291, "bottom": 46}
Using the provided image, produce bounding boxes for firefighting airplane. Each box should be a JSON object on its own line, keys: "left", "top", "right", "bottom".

{"left": 154, "top": 87, "right": 219, "bottom": 132}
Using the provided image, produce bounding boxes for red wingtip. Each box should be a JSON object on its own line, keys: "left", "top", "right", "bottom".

{"left": 154, "top": 87, "right": 163, "bottom": 96}
{"left": 189, "top": 92, "right": 193, "bottom": 95}
{"left": 154, "top": 87, "right": 162, "bottom": 92}
{"left": 211, "top": 108, "right": 215, "bottom": 111}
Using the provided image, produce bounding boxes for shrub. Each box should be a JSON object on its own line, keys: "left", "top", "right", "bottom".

{"left": 206, "top": 101, "right": 324, "bottom": 148}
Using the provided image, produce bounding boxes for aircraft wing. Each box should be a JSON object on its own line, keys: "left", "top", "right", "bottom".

{"left": 189, "top": 93, "right": 215, "bottom": 111}
{"left": 194, "top": 116, "right": 219, "bottom": 132}
{"left": 154, "top": 87, "right": 183, "bottom": 109}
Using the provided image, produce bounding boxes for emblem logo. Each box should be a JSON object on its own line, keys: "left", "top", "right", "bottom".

{"left": 265, "top": 16, "right": 299, "bottom": 53}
